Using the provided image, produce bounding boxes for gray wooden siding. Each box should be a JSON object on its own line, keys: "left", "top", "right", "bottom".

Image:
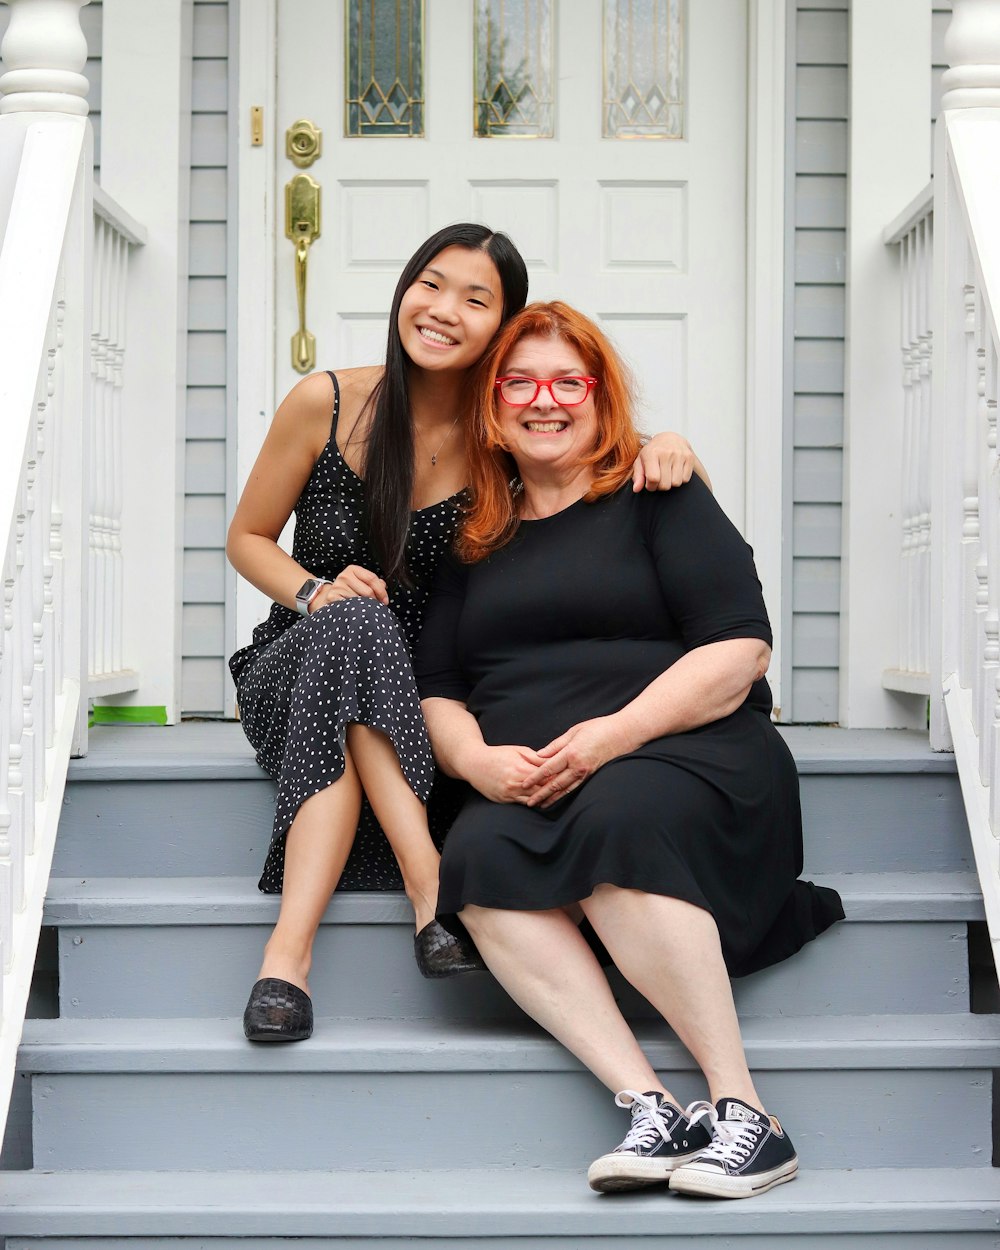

{"left": 183, "top": 0, "right": 231, "bottom": 715}
{"left": 787, "top": 1, "right": 847, "bottom": 722}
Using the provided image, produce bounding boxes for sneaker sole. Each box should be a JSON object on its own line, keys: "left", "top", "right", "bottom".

{"left": 588, "top": 1150, "right": 703, "bottom": 1193}
{"left": 669, "top": 1157, "right": 798, "bottom": 1199}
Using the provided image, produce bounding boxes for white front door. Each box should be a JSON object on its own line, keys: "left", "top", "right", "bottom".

{"left": 272, "top": 0, "right": 748, "bottom": 520}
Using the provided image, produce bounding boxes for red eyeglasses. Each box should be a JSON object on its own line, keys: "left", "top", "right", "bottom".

{"left": 495, "top": 376, "right": 599, "bottom": 406}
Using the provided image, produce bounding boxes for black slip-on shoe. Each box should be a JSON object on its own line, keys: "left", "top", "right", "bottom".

{"left": 243, "top": 976, "right": 314, "bottom": 1042}
{"left": 414, "top": 919, "right": 487, "bottom": 978}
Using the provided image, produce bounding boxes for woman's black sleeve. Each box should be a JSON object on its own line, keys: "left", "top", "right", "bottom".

{"left": 414, "top": 551, "right": 473, "bottom": 702}
{"left": 638, "top": 476, "right": 773, "bottom": 651}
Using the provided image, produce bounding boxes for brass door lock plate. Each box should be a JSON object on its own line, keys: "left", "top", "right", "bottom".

{"left": 286, "top": 118, "right": 322, "bottom": 168}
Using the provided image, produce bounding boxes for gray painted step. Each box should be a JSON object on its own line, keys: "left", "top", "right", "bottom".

{"left": 47, "top": 875, "right": 975, "bottom": 1019}
{"left": 2, "top": 1167, "right": 1000, "bottom": 1243}
{"left": 18, "top": 1015, "right": 998, "bottom": 1170}
{"left": 53, "top": 725, "right": 970, "bottom": 877}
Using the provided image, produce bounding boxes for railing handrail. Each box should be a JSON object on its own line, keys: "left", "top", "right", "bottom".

{"left": 946, "top": 109, "right": 1000, "bottom": 355}
{"left": 0, "top": 118, "right": 84, "bottom": 550}
{"left": 92, "top": 182, "right": 147, "bottom": 249}
{"left": 882, "top": 180, "right": 934, "bottom": 247}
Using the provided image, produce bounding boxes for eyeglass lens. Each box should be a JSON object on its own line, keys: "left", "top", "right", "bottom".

{"left": 499, "top": 377, "right": 592, "bottom": 405}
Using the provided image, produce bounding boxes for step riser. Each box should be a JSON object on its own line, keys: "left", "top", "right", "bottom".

{"left": 52, "top": 773, "right": 971, "bottom": 878}
{"left": 28, "top": 1068, "right": 992, "bottom": 1171}
{"left": 55, "top": 921, "right": 970, "bottom": 1020}
{"left": 9, "top": 1238, "right": 1000, "bottom": 1249}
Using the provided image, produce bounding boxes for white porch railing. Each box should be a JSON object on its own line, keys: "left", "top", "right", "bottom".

{"left": 883, "top": 184, "right": 935, "bottom": 699}
{"left": 889, "top": 0, "right": 1000, "bottom": 972}
{"left": 90, "top": 186, "right": 145, "bottom": 697}
{"left": 0, "top": 0, "right": 146, "bottom": 1140}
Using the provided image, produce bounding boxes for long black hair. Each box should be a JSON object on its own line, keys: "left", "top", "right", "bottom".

{"left": 360, "top": 223, "right": 528, "bottom": 585}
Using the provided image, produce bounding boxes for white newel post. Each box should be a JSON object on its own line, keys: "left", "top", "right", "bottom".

{"left": 96, "top": 0, "right": 191, "bottom": 722}
{"left": 0, "top": 0, "right": 92, "bottom": 1133}
{"left": 840, "top": 1, "right": 932, "bottom": 728}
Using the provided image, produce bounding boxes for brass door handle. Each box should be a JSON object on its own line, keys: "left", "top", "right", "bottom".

{"left": 285, "top": 173, "right": 321, "bottom": 373}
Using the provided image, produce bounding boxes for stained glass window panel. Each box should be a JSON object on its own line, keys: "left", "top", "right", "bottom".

{"left": 604, "top": 0, "right": 683, "bottom": 139}
{"left": 346, "top": 0, "right": 424, "bottom": 137}
{"left": 474, "top": 0, "right": 554, "bottom": 138}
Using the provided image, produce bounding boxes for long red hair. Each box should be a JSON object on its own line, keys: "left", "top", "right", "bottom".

{"left": 458, "top": 302, "right": 642, "bottom": 562}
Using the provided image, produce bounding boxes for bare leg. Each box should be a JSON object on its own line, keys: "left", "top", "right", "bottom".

{"left": 461, "top": 903, "right": 679, "bottom": 1103}
{"left": 345, "top": 723, "right": 442, "bottom": 931}
{"left": 581, "top": 885, "right": 763, "bottom": 1110}
{"left": 256, "top": 748, "right": 363, "bottom": 994}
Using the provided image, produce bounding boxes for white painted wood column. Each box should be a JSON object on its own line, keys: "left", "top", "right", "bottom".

{"left": 96, "top": 0, "right": 192, "bottom": 722}
{"left": 840, "top": 1, "right": 932, "bottom": 727}
{"left": 745, "top": 0, "right": 787, "bottom": 718}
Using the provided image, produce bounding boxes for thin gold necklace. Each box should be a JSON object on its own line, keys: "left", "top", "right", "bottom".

{"left": 415, "top": 416, "right": 460, "bottom": 466}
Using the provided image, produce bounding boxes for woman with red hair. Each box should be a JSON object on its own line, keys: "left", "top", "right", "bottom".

{"left": 416, "top": 302, "right": 843, "bottom": 1200}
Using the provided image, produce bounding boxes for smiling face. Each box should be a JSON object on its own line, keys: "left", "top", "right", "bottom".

{"left": 397, "top": 245, "right": 504, "bottom": 373}
{"left": 496, "top": 333, "right": 600, "bottom": 478}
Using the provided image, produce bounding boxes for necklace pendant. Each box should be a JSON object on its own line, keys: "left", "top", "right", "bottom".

{"left": 430, "top": 454, "right": 437, "bottom": 466}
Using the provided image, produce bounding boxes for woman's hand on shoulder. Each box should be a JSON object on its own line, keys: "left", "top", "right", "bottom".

{"left": 463, "top": 743, "right": 547, "bottom": 804}
{"left": 524, "top": 716, "right": 634, "bottom": 808}
{"left": 632, "top": 432, "right": 713, "bottom": 494}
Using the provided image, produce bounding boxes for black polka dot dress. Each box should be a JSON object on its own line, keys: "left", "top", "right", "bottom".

{"left": 228, "top": 372, "right": 465, "bottom": 892}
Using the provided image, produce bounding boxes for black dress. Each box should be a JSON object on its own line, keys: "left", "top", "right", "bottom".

{"left": 228, "top": 373, "right": 466, "bottom": 892}
{"left": 415, "top": 479, "right": 844, "bottom": 977}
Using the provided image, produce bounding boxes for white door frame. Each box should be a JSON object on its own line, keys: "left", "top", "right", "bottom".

{"left": 233, "top": 0, "right": 787, "bottom": 712}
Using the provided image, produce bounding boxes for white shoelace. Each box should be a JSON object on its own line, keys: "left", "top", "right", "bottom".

{"left": 687, "top": 1104, "right": 765, "bottom": 1168}
{"left": 614, "top": 1091, "right": 676, "bottom": 1152}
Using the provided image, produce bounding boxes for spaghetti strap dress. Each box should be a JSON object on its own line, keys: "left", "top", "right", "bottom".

{"left": 228, "top": 372, "right": 466, "bottom": 892}
{"left": 415, "top": 479, "right": 844, "bottom": 977}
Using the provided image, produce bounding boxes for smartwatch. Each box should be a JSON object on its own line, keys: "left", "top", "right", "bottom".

{"left": 295, "top": 577, "right": 332, "bottom": 616}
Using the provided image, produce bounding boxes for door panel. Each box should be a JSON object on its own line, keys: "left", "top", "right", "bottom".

{"left": 275, "top": 0, "right": 747, "bottom": 523}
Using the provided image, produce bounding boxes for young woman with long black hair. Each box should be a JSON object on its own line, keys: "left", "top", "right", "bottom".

{"left": 226, "top": 224, "right": 706, "bottom": 1041}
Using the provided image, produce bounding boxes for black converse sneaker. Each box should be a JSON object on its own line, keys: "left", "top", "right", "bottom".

{"left": 587, "top": 1091, "right": 715, "bottom": 1192}
{"left": 669, "top": 1097, "right": 798, "bottom": 1199}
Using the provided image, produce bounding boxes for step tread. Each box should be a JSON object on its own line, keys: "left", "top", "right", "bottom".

{"left": 0, "top": 1167, "right": 997, "bottom": 1237}
{"left": 68, "top": 723, "right": 958, "bottom": 781}
{"left": 18, "top": 1013, "right": 1000, "bottom": 1072}
{"left": 42, "top": 872, "right": 985, "bottom": 924}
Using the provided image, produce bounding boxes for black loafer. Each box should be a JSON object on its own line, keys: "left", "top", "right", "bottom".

{"left": 243, "top": 977, "right": 314, "bottom": 1041}
{"left": 414, "top": 920, "right": 487, "bottom": 979}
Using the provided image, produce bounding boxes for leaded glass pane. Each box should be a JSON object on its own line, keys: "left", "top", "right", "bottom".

{"left": 474, "top": 0, "right": 554, "bottom": 138}
{"left": 604, "top": 0, "right": 683, "bottom": 139}
{"left": 346, "top": 0, "right": 424, "bottom": 137}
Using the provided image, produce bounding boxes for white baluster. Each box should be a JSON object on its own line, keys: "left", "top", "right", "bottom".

{"left": 918, "top": 215, "right": 934, "bottom": 675}
{"left": 4, "top": 543, "right": 25, "bottom": 936}
{"left": 89, "top": 215, "right": 104, "bottom": 680}
{"left": 983, "top": 612, "right": 1000, "bottom": 783}
{"left": 0, "top": 543, "right": 14, "bottom": 978}
{"left": 110, "top": 231, "right": 125, "bottom": 675}
{"left": 49, "top": 286, "right": 66, "bottom": 697}
{"left": 960, "top": 278, "right": 981, "bottom": 691}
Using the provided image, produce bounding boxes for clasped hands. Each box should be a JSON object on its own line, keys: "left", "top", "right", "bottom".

{"left": 466, "top": 715, "right": 634, "bottom": 809}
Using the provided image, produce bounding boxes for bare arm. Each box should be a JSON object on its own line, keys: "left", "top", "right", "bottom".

{"left": 421, "top": 697, "right": 544, "bottom": 804}
{"left": 633, "top": 432, "right": 713, "bottom": 493}
{"left": 523, "top": 638, "right": 770, "bottom": 808}
{"left": 226, "top": 370, "right": 389, "bottom": 611}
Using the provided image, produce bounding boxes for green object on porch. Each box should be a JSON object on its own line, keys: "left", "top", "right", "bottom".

{"left": 90, "top": 706, "right": 168, "bottom": 727}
